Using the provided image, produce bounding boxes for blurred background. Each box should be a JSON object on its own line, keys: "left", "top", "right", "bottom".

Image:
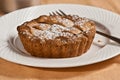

{"left": 0, "top": 0, "right": 120, "bottom": 16}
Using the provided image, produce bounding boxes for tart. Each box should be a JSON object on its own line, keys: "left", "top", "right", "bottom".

{"left": 17, "top": 15, "right": 96, "bottom": 58}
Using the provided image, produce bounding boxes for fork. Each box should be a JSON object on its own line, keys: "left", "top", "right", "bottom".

{"left": 49, "top": 10, "right": 120, "bottom": 44}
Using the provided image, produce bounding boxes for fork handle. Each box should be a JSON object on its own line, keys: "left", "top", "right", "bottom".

{"left": 96, "top": 30, "right": 120, "bottom": 44}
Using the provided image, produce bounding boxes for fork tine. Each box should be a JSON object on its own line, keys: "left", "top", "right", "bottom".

{"left": 55, "top": 11, "right": 62, "bottom": 16}
{"left": 49, "top": 13, "right": 52, "bottom": 16}
{"left": 52, "top": 12, "right": 56, "bottom": 15}
{"left": 49, "top": 10, "right": 67, "bottom": 16}
{"left": 59, "top": 9, "right": 67, "bottom": 16}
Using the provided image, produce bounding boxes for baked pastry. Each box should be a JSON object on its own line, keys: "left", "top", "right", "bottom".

{"left": 17, "top": 15, "right": 96, "bottom": 58}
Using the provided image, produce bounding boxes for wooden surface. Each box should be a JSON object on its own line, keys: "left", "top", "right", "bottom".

{"left": 0, "top": 0, "right": 120, "bottom": 80}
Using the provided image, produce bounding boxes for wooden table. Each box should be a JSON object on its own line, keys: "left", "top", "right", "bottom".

{"left": 0, "top": 0, "right": 120, "bottom": 80}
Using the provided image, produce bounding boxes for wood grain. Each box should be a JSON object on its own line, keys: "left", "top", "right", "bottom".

{"left": 0, "top": 0, "right": 120, "bottom": 80}
{"left": 41, "top": 0, "right": 120, "bottom": 14}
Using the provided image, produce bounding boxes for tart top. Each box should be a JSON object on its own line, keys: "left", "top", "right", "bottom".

{"left": 17, "top": 15, "right": 95, "bottom": 42}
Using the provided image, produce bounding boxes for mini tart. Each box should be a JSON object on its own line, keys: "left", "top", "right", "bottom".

{"left": 17, "top": 15, "right": 96, "bottom": 58}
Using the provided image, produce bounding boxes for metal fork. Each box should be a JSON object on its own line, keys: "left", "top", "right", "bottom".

{"left": 49, "top": 10, "right": 120, "bottom": 44}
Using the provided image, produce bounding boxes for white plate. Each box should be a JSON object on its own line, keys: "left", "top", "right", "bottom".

{"left": 0, "top": 4, "right": 120, "bottom": 68}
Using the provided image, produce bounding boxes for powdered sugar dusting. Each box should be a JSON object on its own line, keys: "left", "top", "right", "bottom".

{"left": 72, "top": 15, "right": 80, "bottom": 20}
{"left": 20, "top": 15, "right": 94, "bottom": 42}
{"left": 32, "top": 24, "right": 79, "bottom": 41}
{"left": 39, "top": 23, "right": 51, "bottom": 30}
{"left": 75, "top": 17, "right": 89, "bottom": 26}
{"left": 72, "top": 16, "right": 91, "bottom": 32}
{"left": 54, "top": 16, "right": 74, "bottom": 27}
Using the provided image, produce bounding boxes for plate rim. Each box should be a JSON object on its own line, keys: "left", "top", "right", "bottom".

{"left": 0, "top": 4, "right": 120, "bottom": 68}
{"left": 0, "top": 4, "right": 120, "bottom": 19}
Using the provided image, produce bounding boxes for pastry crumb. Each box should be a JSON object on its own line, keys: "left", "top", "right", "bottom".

{"left": 98, "top": 40, "right": 101, "bottom": 42}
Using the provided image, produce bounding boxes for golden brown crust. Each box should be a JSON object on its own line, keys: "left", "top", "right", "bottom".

{"left": 17, "top": 15, "right": 96, "bottom": 58}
